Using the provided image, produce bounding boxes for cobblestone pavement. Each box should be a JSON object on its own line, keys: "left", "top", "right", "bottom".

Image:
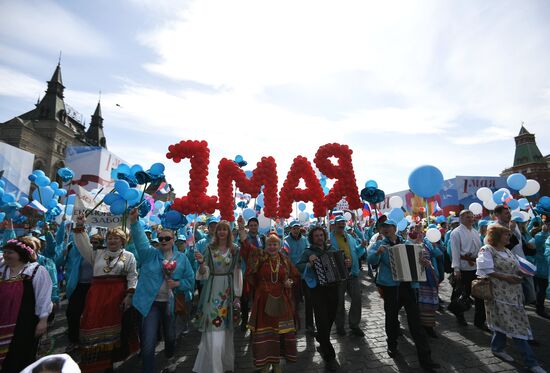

{"left": 45, "top": 273, "right": 550, "bottom": 372}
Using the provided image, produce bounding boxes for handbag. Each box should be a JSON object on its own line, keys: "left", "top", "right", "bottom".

{"left": 471, "top": 277, "right": 493, "bottom": 300}
{"left": 265, "top": 294, "right": 286, "bottom": 317}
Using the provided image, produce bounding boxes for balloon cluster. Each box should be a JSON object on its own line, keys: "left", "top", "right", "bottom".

{"left": 111, "top": 162, "right": 165, "bottom": 187}
{"left": 534, "top": 196, "right": 550, "bottom": 216}
{"left": 0, "top": 180, "right": 23, "bottom": 222}
{"left": 28, "top": 170, "right": 69, "bottom": 221}
{"left": 217, "top": 156, "right": 278, "bottom": 221}
{"left": 57, "top": 167, "right": 75, "bottom": 183}
{"left": 160, "top": 204, "right": 188, "bottom": 229}
{"left": 278, "top": 156, "right": 325, "bottom": 219}
{"left": 167, "top": 140, "right": 218, "bottom": 215}
{"left": 360, "top": 180, "right": 385, "bottom": 204}
{"left": 234, "top": 155, "right": 247, "bottom": 168}
{"left": 314, "top": 143, "right": 362, "bottom": 210}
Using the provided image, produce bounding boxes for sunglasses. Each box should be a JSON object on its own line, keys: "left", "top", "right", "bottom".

{"left": 158, "top": 236, "right": 173, "bottom": 242}
{"left": 90, "top": 241, "right": 101, "bottom": 245}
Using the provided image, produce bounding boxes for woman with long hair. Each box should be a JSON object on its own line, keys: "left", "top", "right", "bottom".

{"left": 0, "top": 239, "right": 52, "bottom": 373}
{"left": 73, "top": 215, "right": 138, "bottom": 373}
{"left": 192, "top": 220, "right": 242, "bottom": 373}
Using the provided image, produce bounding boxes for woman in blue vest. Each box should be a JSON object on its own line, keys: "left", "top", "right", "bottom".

{"left": 128, "top": 208, "right": 195, "bottom": 373}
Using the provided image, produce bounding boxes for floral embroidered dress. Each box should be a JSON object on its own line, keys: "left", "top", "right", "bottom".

{"left": 240, "top": 240, "right": 300, "bottom": 367}
{"left": 192, "top": 243, "right": 242, "bottom": 373}
{"left": 477, "top": 245, "right": 532, "bottom": 339}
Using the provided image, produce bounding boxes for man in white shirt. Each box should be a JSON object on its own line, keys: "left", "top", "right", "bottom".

{"left": 449, "top": 209, "right": 486, "bottom": 329}
{"left": 494, "top": 205, "right": 524, "bottom": 257}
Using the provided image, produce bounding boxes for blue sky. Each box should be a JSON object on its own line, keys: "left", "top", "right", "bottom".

{"left": 1, "top": 0, "right": 549, "bottom": 197}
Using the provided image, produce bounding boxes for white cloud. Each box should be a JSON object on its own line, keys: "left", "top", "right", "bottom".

{"left": 0, "top": 66, "right": 44, "bottom": 99}
{"left": 0, "top": 0, "right": 110, "bottom": 57}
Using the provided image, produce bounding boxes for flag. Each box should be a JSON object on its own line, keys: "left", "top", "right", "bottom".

{"left": 155, "top": 182, "right": 170, "bottom": 195}
{"left": 28, "top": 200, "right": 48, "bottom": 213}
{"left": 516, "top": 255, "right": 536, "bottom": 276}
{"left": 362, "top": 203, "right": 371, "bottom": 217}
{"left": 434, "top": 201, "right": 443, "bottom": 213}
{"left": 282, "top": 239, "right": 290, "bottom": 254}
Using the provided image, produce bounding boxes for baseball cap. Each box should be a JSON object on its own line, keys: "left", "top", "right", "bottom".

{"left": 382, "top": 219, "right": 397, "bottom": 227}
{"left": 289, "top": 220, "right": 301, "bottom": 228}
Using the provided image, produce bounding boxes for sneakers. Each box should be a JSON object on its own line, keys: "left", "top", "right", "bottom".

{"left": 529, "top": 366, "right": 547, "bottom": 373}
{"left": 492, "top": 350, "right": 514, "bottom": 362}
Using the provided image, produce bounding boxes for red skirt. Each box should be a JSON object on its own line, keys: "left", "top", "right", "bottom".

{"left": 79, "top": 276, "right": 139, "bottom": 373}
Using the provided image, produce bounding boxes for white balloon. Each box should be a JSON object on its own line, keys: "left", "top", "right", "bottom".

{"left": 520, "top": 211, "right": 530, "bottom": 222}
{"left": 426, "top": 228, "right": 442, "bottom": 243}
{"left": 483, "top": 199, "right": 497, "bottom": 211}
{"left": 519, "top": 179, "right": 540, "bottom": 196}
{"left": 469, "top": 202, "right": 483, "bottom": 215}
{"left": 405, "top": 215, "right": 413, "bottom": 222}
{"left": 257, "top": 214, "right": 271, "bottom": 230}
{"left": 298, "top": 211, "right": 309, "bottom": 222}
{"left": 343, "top": 212, "right": 352, "bottom": 221}
{"left": 476, "top": 187, "right": 493, "bottom": 202}
{"left": 389, "top": 195, "right": 404, "bottom": 209}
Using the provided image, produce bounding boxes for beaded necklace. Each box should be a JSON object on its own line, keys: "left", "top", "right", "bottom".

{"left": 103, "top": 250, "right": 124, "bottom": 273}
{"left": 268, "top": 254, "right": 280, "bottom": 283}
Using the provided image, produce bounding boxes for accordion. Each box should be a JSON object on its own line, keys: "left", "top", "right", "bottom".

{"left": 313, "top": 251, "right": 350, "bottom": 285}
{"left": 388, "top": 244, "right": 426, "bottom": 282}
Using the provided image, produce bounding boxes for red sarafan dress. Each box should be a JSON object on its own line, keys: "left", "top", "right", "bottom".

{"left": 240, "top": 241, "right": 300, "bottom": 368}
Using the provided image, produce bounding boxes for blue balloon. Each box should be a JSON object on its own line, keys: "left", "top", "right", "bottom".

{"left": 298, "top": 202, "right": 306, "bottom": 212}
{"left": 506, "top": 173, "right": 527, "bottom": 191}
{"left": 50, "top": 182, "right": 59, "bottom": 190}
{"left": 235, "top": 155, "right": 243, "bottom": 163}
{"left": 47, "top": 199, "right": 58, "bottom": 209}
{"left": 33, "top": 170, "right": 46, "bottom": 177}
{"left": 57, "top": 167, "right": 74, "bottom": 182}
{"left": 28, "top": 174, "right": 36, "bottom": 182}
{"left": 67, "top": 194, "right": 76, "bottom": 205}
{"left": 256, "top": 194, "right": 264, "bottom": 208}
{"left": 110, "top": 199, "right": 127, "bottom": 215}
{"left": 115, "top": 180, "right": 130, "bottom": 194}
{"left": 35, "top": 175, "right": 50, "bottom": 187}
{"left": 32, "top": 186, "right": 55, "bottom": 204}
{"left": 539, "top": 196, "right": 550, "bottom": 209}
{"left": 55, "top": 189, "right": 67, "bottom": 197}
{"left": 408, "top": 165, "right": 444, "bottom": 198}
{"left": 0, "top": 180, "right": 4, "bottom": 188}
{"left": 397, "top": 218, "right": 408, "bottom": 232}
{"left": 245, "top": 170, "right": 253, "bottom": 179}
{"left": 389, "top": 208, "right": 405, "bottom": 222}
{"left": 103, "top": 193, "right": 119, "bottom": 205}
{"left": 150, "top": 215, "right": 161, "bottom": 225}
{"left": 243, "top": 208, "right": 256, "bottom": 221}
{"left": 518, "top": 198, "right": 530, "bottom": 210}
{"left": 149, "top": 163, "right": 165, "bottom": 176}
{"left": 18, "top": 197, "right": 29, "bottom": 206}
{"left": 123, "top": 188, "right": 140, "bottom": 202}
{"left": 130, "top": 164, "right": 143, "bottom": 175}
{"left": 365, "top": 180, "right": 378, "bottom": 189}
{"left": 154, "top": 200, "right": 164, "bottom": 210}
{"left": 0, "top": 187, "right": 4, "bottom": 198}
{"left": 2, "top": 193, "right": 16, "bottom": 203}
{"left": 66, "top": 205, "right": 74, "bottom": 216}
{"left": 116, "top": 164, "right": 131, "bottom": 176}
{"left": 507, "top": 199, "right": 519, "bottom": 210}
{"left": 492, "top": 190, "right": 509, "bottom": 205}
{"left": 165, "top": 210, "right": 183, "bottom": 225}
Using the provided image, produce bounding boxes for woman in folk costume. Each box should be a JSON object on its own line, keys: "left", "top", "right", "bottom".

{"left": 192, "top": 220, "right": 242, "bottom": 373}
{"left": 476, "top": 224, "right": 546, "bottom": 373}
{"left": 73, "top": 214, "right": 139, "bottom": 373}
{"left": 237, "top": 216, "right": 299, "bottom": 373}
{"left": 0, "top": 239, "right": 52, "bottom": 373}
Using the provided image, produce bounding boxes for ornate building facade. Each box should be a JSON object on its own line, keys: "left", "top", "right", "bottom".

{"left": 501, "top": 125, "right": 550, "bottom": 196}
{"left": 0, "top": 63, "right": 107, "bottom": 182}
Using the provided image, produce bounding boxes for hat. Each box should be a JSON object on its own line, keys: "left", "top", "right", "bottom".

{"left": 175, "top": 234, "right": 187, "bottom": 242}
{"left": 478, "top": 220, "right": 489, "bottom": 227}
{"left": 206, "top": 216, "right": 220, "bottom": 225}
{"left": 428, "top": 224, "right": 437, "bottom": 229}
{"left": 329, "top": 220, "right": 335, "bottom": 225}
{"left": 144, "top": 228, "right": 152, "bottom": 234}
{"left": 289, "top": 220, "right": 301, "bottom": 228}
{"left": 31, "top": 229, "right": 41, "bottom": 235}
{"left": 382, "top": 219, "right": 397, "bottom": 227}
{"left": 334, "top": 216, "right": 347, "bottom": 224}
{"left": 450, "top": 217, "right": 459, "bottom": 224}
{"left": 375, "top": 215, "right": 388, "bottom": 227}
{"left": 38, "top": 235, "right": 46, "bottom": 242}
{"left": 247, "top": 217, "right": 259, "bottom": 225}
{"left": 151, "top": 238, "right": 159, "bottom": 243}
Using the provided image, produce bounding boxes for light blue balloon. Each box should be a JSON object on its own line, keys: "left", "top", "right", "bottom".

{"left": 298, "top": 202, "right": 306, "bottom": 212}
{"left": 492, "top": 190, "right": 509, "bottom": 205}
{"left": 154, "top": 200, "right": 164, "bottom": 210}
{"left": 243, "top": 208, "right": 256, "bottom": 221}
{"left": 150, "top": 163, "right": 165, "bottom": 176}
{"left": 0, "top": 187, "right": 4, "bottom": 198}
{"left": 32, "top": 186, "right": 55, "bottom": 204}
{"left": 130, "top": 164, "right": 143, "bottom": 175}
{"left": 397, "top": 218, "right": 408, "bottom": 232}
{"left": 2, "top": 193, "right": 16, "bottom": 203}
{"left": 67, "top": 194, "right": 76, "bottom": 205}
{"left": 539, "top": 196, "right": 550, "bottom": 209}
{"left": 66, "top": 205, "right": 74, "bottom": 216}
{"left": 389, "top": 208, "right": 405, "bottom": 222}
{"left": 50, "top": 181, "right": 59, "bottom": 190}
{"left": 18, "top": 196, "right": 29, "bottom": 206}
{"left": 518, "top": 198, "right": 530, "bottom": 210}
{"left": 115, "top": 180, "right": 130, "bottom": 194}
{"left": 103, "top": 193, "right": 119, "bottom": 205}
{"left": 123, "top": 188, "right": 140, "bottom": 202}
{"left": 0, "top": 180, "right": 5, "bottom": 188}
{"left": 408, "top": 165, "right": 444, "bottom": 198}
{"left": 47, "top": 199, "right": 58, "bottom": 209}
{"left": 245, "top": 170, "right": 253, "bottom": 179}
{"left": 235, "top": 155, "right": 243, "bottom": 163}
{"left": 35, "top": 175, "right": 50, "bottom": 187}
{"left": 33, "top": 170, "right": 46, "bottom": 177}
{"left": 507, "top": 199, "right": 519, "bottom": 210}
{"left": 256, "top": 194, "right": 264, "bottom": 208}
{"left": 55, "top": 189, "right": 67, "bottom": 197}
{"left": 506, "top": 173, "right": 527, "bottom": 191}
{"left": 365, "top": 180, "right": 378, "bottom": 189}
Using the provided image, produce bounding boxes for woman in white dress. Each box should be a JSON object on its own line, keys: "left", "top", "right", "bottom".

{"left": 193, "top": 220, "right": 242, "bottom": 373}
{"left": 476, "top": 224, "right": 546, "bottom": 373}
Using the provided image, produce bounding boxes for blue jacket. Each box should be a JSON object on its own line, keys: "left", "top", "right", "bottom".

{"left": 284, "top": 234, "right": 308, "bottom": 266}
{"left": 195, "top": 235, "right": 213, "bottom": 254}
{"left": 329, "top": 231, "right": 366, "bottom": 277}
{"left": 37, "top": 254, "right": 59, "bottom": 303}
{"left": 367, "top": 235, "right": 419, "bottom": 288}
{"left": 130, "top": 222, "right": 195, "bottom": 317}
{"left": 533, "top": 231, "right": 549, "bottom": 279}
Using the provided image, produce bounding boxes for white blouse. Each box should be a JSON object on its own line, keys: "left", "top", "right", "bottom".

{"left": 196, "top": 250, "right": 243, "bottom": 297}
{"left": 476, "top": 245, "right": 516, "bottom": 277}
{"left": 74, "top": 232, "right": 138, "bottom": 289}
{"left": 0, "top": 261, "right": 53, "bottom": 318}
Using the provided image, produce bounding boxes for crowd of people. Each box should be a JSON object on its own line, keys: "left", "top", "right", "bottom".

{"left": 1, "top": 202, "right": 549, "bottom": 373}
